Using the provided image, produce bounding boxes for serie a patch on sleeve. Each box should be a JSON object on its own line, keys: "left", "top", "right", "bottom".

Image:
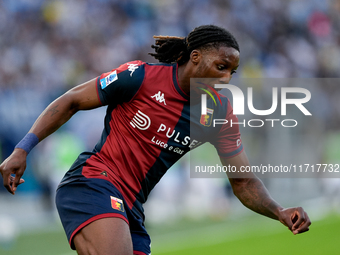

{"left": 100, "top": 70, "right": 118, "bottom": 89}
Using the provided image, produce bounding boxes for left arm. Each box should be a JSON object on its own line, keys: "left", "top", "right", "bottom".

{"left": 221, "top": 151, "right": 311, "bottom": 234}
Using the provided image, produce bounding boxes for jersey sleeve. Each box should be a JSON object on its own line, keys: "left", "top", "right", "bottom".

{"left": 96, "top": 60, "right": 145, "bottom": 106}
{"left": 210, "top": 99, "right": 244, "bottom": 158}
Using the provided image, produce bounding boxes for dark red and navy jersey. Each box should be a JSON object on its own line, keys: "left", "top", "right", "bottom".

{"left": 60, "top": 61, "right": 243, "bottom": 211}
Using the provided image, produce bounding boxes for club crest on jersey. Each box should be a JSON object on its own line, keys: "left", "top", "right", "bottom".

{"left": 100, "top": 70, "right": 118, "bottom": 89}
{"left": 110, "top": 196, "right": 124, "bottom": 212}
{"left": 200, "top": 108, "right": 214, "bottom": 127}
{"left": 151, "top": 91, "right": 166, "bottom": 105}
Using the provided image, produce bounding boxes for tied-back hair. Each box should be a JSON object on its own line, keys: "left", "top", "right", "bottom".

{"left": 150, "top": 25, "right": 240, "bottom": 65}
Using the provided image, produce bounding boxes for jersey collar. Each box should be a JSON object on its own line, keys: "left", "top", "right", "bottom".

{"left": 172, "top": 63, "right": 190, "bottom": 100}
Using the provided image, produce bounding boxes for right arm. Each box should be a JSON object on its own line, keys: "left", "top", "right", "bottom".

{"left": 0, "top": 78, "right": 102, "bottom": 194}
{"left": 30, "top": 78, "right": 101, "bottom": 140}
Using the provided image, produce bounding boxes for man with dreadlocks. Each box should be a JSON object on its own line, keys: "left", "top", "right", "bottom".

{"left": 0, "top": 25, "right": 310, "bottom": 255}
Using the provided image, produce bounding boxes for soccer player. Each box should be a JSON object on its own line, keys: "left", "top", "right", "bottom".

{"left": 0, "top": 25, "right": 311, "bottom": 255}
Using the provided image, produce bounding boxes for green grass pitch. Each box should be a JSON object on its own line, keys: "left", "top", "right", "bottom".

{"left": 2, "top": 214, "right": 339, "bottom": 255}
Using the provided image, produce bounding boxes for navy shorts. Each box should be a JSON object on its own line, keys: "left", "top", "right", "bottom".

{"left": 55, "top": 177, "right": 151, "bottom": 255}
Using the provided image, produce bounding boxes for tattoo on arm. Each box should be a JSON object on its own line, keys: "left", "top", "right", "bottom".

{"left": 237, "top": 179, "right": 279, "bottom": 219}
{"left": 43, "top": 105, "right": 59, "bottom": 117}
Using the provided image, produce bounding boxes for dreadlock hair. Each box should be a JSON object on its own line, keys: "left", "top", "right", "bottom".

{"left": 149, "top": 25, "right": 240, "bottom": 65}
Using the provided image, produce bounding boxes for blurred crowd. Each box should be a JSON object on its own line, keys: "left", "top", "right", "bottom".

{"left": 0, "top": 0, "right": 340, "bottom": 217}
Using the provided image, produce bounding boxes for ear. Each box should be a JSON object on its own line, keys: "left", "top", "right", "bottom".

{"left": 190, "top": 50, "right": 202, "bottom": 65}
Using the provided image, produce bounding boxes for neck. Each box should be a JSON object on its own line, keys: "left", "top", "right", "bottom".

{"left": 177, "top": 62, "right": 191, "bottom": 95}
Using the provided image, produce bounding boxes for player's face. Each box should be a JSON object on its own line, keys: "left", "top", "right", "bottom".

{"left": 190, "top": 46, "right": 239, "bottom": 95}
{"left": 194, "top": 46, "right": 239, "bottom": 80}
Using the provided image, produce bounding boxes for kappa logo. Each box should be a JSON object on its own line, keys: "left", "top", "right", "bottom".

{"left": 127, "top": 63, "right": 139, "bottom": 77}
{"left": 110, "top": 196, "right": 124, "bottom": 212}
{"left": 151, "top": 91, "right": 167, "bottom": 105}
{"left": 130, "top": 110, "right": 151, "bottom": 130}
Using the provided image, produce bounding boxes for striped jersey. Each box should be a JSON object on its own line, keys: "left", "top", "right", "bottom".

{"left": 60, "top": 61, "right": 243, "bottom": 211}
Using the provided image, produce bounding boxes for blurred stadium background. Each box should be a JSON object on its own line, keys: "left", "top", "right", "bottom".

{"left": 1, "top": 0, "right": 340, "bottom": 254}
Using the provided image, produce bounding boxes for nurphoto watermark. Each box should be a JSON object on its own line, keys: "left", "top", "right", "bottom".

{"left": 189, "top": 78, "right": 339, "bottom": 178}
